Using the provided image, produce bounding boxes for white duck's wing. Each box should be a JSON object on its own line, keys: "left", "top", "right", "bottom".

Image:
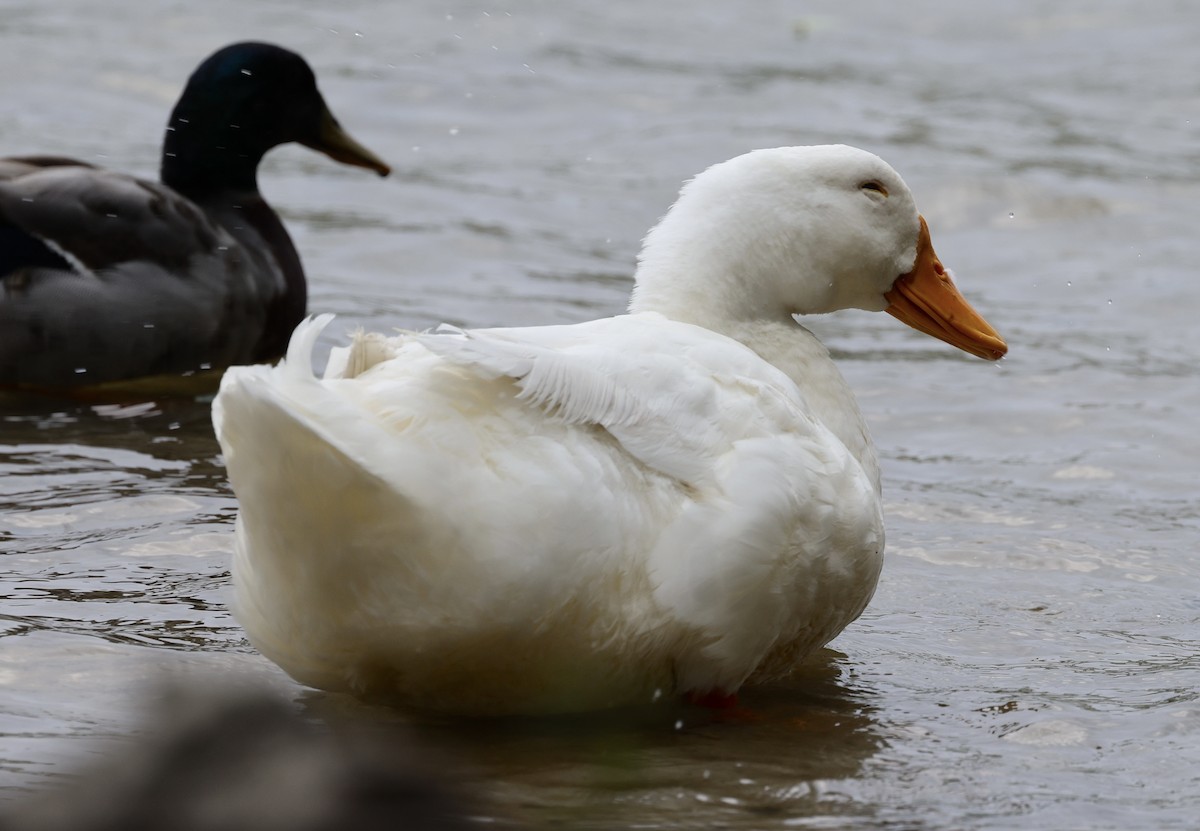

{"left": 408, "top": 314, "right": 883, "bottom": 691}
{"left": 411, "top": 313, "right": 813, "bottom": 489}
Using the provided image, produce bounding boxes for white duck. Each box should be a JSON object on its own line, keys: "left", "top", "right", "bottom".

{"left": 213, "top": 144, "right": 1007, "bottom": 715}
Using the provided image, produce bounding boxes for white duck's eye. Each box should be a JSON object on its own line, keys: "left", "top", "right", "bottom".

{"left": 861, "top": 181, "right": 888, "bottom": 197}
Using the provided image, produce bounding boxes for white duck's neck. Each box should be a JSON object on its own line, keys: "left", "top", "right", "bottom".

{"left": 628, "top": 191, "right": 839, "bottom": 330}
{"left": 628, "top": 253, "right": 800, "bottom": 331}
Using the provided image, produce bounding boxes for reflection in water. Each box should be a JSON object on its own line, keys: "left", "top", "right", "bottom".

{"left": 298, "top": 650, "right": 885, "bottom": 828}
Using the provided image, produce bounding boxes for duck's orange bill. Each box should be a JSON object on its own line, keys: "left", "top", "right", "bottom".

{"left": 884, "top": 216, "right": 1008, "bottom": 361}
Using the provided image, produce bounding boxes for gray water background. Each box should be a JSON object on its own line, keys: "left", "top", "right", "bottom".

{"left": 1, "top": 1, "right": 1198, "bottom": 828}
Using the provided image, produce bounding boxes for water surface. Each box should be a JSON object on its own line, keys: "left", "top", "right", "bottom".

{"left": 2, "top": 1, "right": 1198, "bottom": 828}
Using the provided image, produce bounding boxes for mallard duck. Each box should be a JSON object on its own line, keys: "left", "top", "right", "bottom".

{"left": 0, "top": 42, "right": 389, "bottom": 390}
{"left": 213, "top": 145, "right": 1007, "bottom": 715}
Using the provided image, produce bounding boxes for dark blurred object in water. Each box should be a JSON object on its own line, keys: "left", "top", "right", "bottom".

{"left": 1, "top": 691, "right": 481, "bottom": 831}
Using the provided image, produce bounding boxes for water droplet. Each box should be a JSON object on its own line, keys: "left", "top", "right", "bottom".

{"left": 73, "top": 367, "right": 87, "bottom": 374}
{"left": 523, "top": 63, "right": 536, "bottom": 73}
{"left": 168, "top": 422, "right": 181, "bottom": 430}
{"left": 1008, "top": 212, "right": 1014, "bottom": 219}
{"left": 651, "top": 688, "right": 663, "bottom": 702}
{"left": 445, "top": 13, "right": 454, "bottom": 20}
{"left": 200, "top": 363, "right": 212, "bottom": 370}
{"left": 411, "top": 145, "right": 421, "bottom": 152}
{"left": 1107, "top": 299, "right": 1112, "bottom": 305}
{"left": 448, "top": 127, "right": 460, "bottom": 136}
{"left": 142, "top": 323, "right": 155, "bottom": 329}
{"left": 354, "top": 31, "right": 364, "bottom": 38}
{"left": 674, "top": 719, "right": 684, "bottom": 730}
{"left": 240, "top": 69, "right": 252, "bottom": 76}
{"left": 1066, "top": 281, "right": 1072, "bottom": 287}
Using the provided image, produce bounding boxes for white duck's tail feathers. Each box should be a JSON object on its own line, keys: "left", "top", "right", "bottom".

{"left": 282, "top": 313, "right": 336, "bottom": 381}
{"left": 278, "top": 313, "right": 408, "bottom": 382}
{"left": 215, "top": 318, "right": 394, "bottom": 492}
{"left": 216, "top": 365, "right": 379, "bottom": 487}
{"left": 336, "top": 330, "right": 404, "bottom": 380}
{"left": 211, "top": 315, "right": 332, "bottom": 442}
{"left": 325, "top": 323, "right": 437, "bottom": 380}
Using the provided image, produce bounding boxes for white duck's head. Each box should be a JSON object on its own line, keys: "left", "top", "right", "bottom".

{"left": 629, "top": 145, "right": 1007, "bottom": 360}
